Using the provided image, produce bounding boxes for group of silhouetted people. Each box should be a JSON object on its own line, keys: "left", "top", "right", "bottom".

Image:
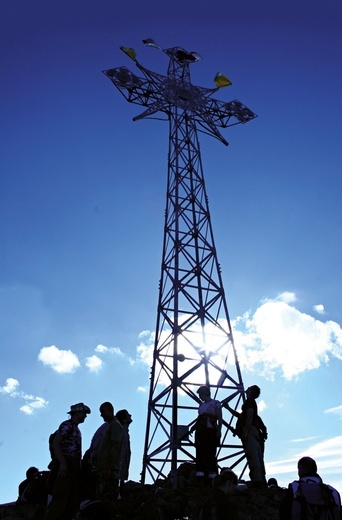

{"left": 192, "top": 384, "right": 341, "bottom": 519}
{"left": 16, "top": 389, "right": 342, "bottom": 520}
{"left": 17, "top": 401, "right": 132, "bottom": 520}
{"left": 192, "top": 384, "right": 267, "bottom": 488}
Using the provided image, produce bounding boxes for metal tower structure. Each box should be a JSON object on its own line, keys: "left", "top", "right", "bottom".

{"left": 103, "top": 39, "right": 257, "bottom": 487}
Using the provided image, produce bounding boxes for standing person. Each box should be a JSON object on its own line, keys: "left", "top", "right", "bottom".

{"left": 95, "top": 402, "right": 123, "bottom": 516}
{"left": 241, "top": 385, "right": 266, "bottom": 487}
{"left": 280, "top": 456, "right": 341, "bottom": 519}
{"left": 88, "top": 423, "right": 109, "bottom": 467}
{"left": 45, "top": 402, "right": 91, "bottom": 520}
{"left": 191, "top": 385, "right": 222, "bottom": 483}
{"left": 82, "top": 403, "right": 111, "bottom": 499}
{"left": 115, "top": 409, "right": 132, "bottom": 493}
{"left": 257, "top": 415, "right": 268, "bottom": 456}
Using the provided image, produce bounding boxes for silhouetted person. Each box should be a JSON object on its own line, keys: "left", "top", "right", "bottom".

{"left": 280, "top": 456, "right": 341, "bottom": 519}
{"left": 241, "top": 385, "right": 266, "bottom": 486}
{"left": 116, "top": 409, "right": 132, "bottom": 492}
{"left": 45, "top": 402, "right": 91, "bottom": 520}
{"left": 17, "top": 466, "right": 39, "bottom": 503}
{"left": 82, "top": 403, "right": 111, "bottom": 499}
{"left": 268, "top": 477, "right": 279, "bottom": 488}
{"left": 225, "top": 399, "right": 268, "bottom": 458}
{"left": 191, "top": 385, "right": 222, "bottom": 482}
{"left": 95, "top": 402, "right": 122, "bottom": 517}
{"left": 89, "top": 410, "right": 110, "bottom": 469}
{"left": 199, "top": 468, "right": 238, "bottom": 519}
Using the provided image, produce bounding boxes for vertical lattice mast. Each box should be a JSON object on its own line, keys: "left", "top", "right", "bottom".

{"left": 103, "top": 39, "right": 257, "bottom": 486}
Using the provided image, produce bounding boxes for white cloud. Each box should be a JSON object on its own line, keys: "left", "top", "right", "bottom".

{"left": 20, "top": 405, "right": 35, "bottom": 415}
{"left": 324, "top": 405, "right": 342, "bottom": 418}
{"left": 136, "top": 331, "right": 154, "bottom": 367}
{"left": 276, "top": 292, "right": 297, "bottom": 304}
{"left": 138, "top": 330, "right": 153, "bottom": 338}
{"left": 95, "top": 344, "right": 124, "bottom": 356}
{"left": 137, "top": 386, "right": 148, "bottom": 392}
{"left": 0, "top": 377, "right": 48, "bottom": 414}
{"left": 258, "top": 400, "right": 267, "bottom": 413}
{"left": 95, "top": 344, "right": 109, "bottom": 353}
{"left": 314, "top": 304, "right": 326, "bottom": 315}
{"left": 299, "top": 436, "right": 342, "bottom": 461}
{"left": 232, "top": 295, "right": 342, "bottom": 380}
{"left": 94, "top": 344, "right": 135, "bottom": 366}
{"left": 289, "top": 436, "right": 320, "bottom": 443}
{"left": 85, "top": 355, "right": 103, "bottom": 373}
{"left": 0, "top": 377, "right": 20, "bottom": 395}
{"left": 20, "top": 397, "right": 48, "bottom": 415}
{"left": 266, "top": 436, "right": 342, "bottom": 491}
{"left": 38, "top": 345, "right": 80, "bottom": 373}
{"left": 135, "top": 294, "right": 342, "bottom": 383}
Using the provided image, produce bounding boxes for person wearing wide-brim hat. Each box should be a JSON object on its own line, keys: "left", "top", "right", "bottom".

{"left": 45, "top": 402, "right": 91, "bottom": 520}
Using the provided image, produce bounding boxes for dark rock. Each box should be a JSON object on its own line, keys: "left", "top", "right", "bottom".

{"left": 0, "top": 482, "right": 286, "bottom": 519}
{"left": 0, "top": 503, "right": 46, "bottom": 520}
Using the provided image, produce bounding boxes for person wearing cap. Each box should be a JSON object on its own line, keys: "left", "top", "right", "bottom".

{"left": 191, "top": 385, "right": 222, "bottom": 483}
{"left": 45, "top": 402, "right": 91, "bottom": 520}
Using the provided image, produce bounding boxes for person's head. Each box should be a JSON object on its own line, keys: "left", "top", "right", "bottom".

{"left": 197, "top": 385, "right": 211, "bottom": 401}
{"left": 213, "top": 468, "right": 238, "bottom": 494}
{"left": 99, "top": 402, "right": 114, "bottom": 422}
{"left": 26, "top": 467, "right": 39, "bottom": 480}
{"left": 297, "top": 456, "right": 317, "bottom": 478}
{"left": 246, "top": 385, "right": 260, "bottom": 399}
{"left": 267, "top": 477, "right": 278, "bottom": 488}
{"left": 116, "top": 409, "right": 132, "bottom": 425}
{"left": 68, "top": 403, "right": 91, "bottom": 424}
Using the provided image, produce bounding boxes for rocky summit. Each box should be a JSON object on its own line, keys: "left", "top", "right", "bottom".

{"left": 0, "top": 483, "right": 286, "bottom": 519}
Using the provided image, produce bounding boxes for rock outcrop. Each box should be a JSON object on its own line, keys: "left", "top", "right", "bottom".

{"left": 0, "top": 484, "right": 285, "bottom": 519}
{"left": 0, "top": 503, "right": 46, "bottom": 520}
{"left": 1, "top": 463, "right": 286, "bottom": 519}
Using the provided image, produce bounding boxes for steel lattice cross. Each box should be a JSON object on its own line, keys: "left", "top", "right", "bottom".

{"left": 103, "top": 39, "right": 257, "bottom": 487}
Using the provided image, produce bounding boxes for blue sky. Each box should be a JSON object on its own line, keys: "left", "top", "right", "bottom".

{"left": 1, "top": 0, "right": 342, "bottom": 504}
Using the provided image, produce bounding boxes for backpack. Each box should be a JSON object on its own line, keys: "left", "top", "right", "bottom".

{"left": 49, "top": 430, "right": 58, "bottom": 459}
{"left": 292, "top": 480, "right": 340, "bottom": 520}
{"left": 234, "top": 414, "right": 243, "bottom": 439}
{"left": 72, "top": 499, "right": 111, "bottom": 520}
{"left": 233, "top": 412, "right": 267, "bottom": 441}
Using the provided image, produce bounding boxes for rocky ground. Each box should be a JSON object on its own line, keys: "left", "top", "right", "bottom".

{"left": 0, "top": 483, "right": 286, "bottom": 519}
{"left": 0, "top": 463, "right": 287, "bottom": 520}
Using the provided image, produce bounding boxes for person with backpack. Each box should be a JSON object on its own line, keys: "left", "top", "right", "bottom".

{"left": 279, "top": 456, "right": 341, "bottom": 520}
{"left": 45, "top": 402, "right": 91, "bottom": 520}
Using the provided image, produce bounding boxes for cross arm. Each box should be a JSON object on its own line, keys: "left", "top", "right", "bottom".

{"left": 197, "top": 98, "right": 257, "bottom": 129}
{"left": 103, "top": 66, "right": 166, "bottom": 109}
